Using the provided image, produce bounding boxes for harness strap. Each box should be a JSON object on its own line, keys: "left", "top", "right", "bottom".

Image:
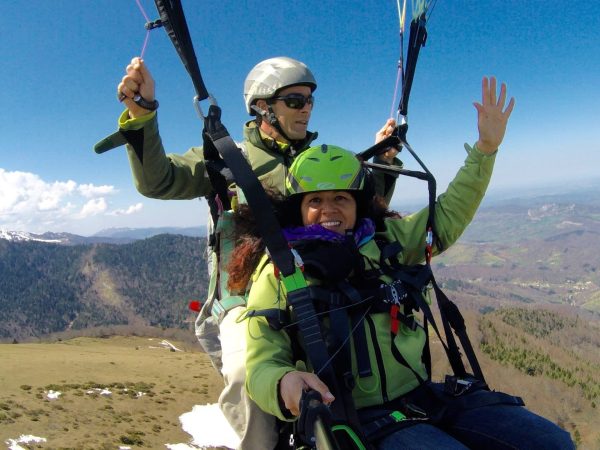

{"left": 287, "top": 287, "right": 371, "bottom": 448}
{"left": 328, "top": 291, "right": 355, "bottom": 389}
{"left": 439, "top": 390, "right": 524, "bottom": 419}
{"left": 337, "top": 281, "right": 373, "bottom": 378}
{"left": 394, "top": 266, "right": 468, "bottom": 378}
{"left": 203, "top": 104, "right": 298, "bottom": 277}
{"left": 153, "top": 0, "right": 209, "bottom": 101}
{"left": 245, "top": 308, "right": 288, "bottom": 330}
{"left": 378, "top": 241, "right": 403, "bottom": 277}
{"left": 428, "top": 380, "right": 525, "bottom": 426}
{"left": 399, "top": 12, "right": 428, "bottom": 118}
{"left": 204, "top": 160, "right": 233, "bottom": 212}
{"left": 210, "top": 295, "right": 246, "bottom": 322}
{"left": 389, "top": 336, "right": 428, "bottom": 385}
{"left": 360, "top": 409, "right": 425, "bottom": 442}
{"left": 375, "top": 241, "right": 471, "bottom": 380}
{"left": 431, "top": 277, "right": 486, "bottom": 382}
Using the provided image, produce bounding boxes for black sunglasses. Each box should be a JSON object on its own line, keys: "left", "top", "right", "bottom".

{"left": 269, "top": 93, "right": 315, "bottom": 109}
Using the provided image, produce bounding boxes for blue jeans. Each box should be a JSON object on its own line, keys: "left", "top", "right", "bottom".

{"left": 376, "top": 392, "right": 574, "bottom": 450}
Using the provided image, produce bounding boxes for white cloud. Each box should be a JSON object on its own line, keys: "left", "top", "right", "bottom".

{"left": 38, "top": 180, "right": 77, "bottom": 211}
{"left": 0, "top": 168, "right": 123, "bottom": 233}
{"left": 0, "top": 169, "right": 76, "bottom": 214}
{"left": 78, "top": 198, "right": 108, "bottom": 218}
{"left": 107, "top": 202, "right": 143, "bottom": 216}
{"left": 78, "top": 184, "right": 116, "bottom": 198}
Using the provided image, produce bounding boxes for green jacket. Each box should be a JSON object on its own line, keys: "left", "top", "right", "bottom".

{"left": 245, "top": 144, "right": 496, "bottom": 421}
{"left": 100, "top": 110, "right": 399, "bottom": 203}
{"left": 117, "top": 112, "right": 315, "bottom": 199}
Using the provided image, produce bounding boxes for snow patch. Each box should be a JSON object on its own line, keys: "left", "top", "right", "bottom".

{"left": 45, "top": 390, "right": 61, "bottom": 400}
{"left": 5, "top": 435, "right": 47, "bottom": 450}
{"left": 0, "top": 229, "right": 64, "bottom": 243}
{"left": 166, "top": 403, "right": 239, "bottom": 450}
{"left": 86, "top": 387, "right": 112, "bottom": 396}
{"left": 148, "top": 339, "right": 183, "bottom": 352}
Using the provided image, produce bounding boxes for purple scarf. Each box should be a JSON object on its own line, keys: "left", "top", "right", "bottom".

{"left": 283, "top": 218, "right": 375, "bottom": 247}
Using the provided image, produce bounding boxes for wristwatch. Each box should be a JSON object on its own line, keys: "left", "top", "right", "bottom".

{"left": 133, "top": 94, "right": 159, "bottom": 111}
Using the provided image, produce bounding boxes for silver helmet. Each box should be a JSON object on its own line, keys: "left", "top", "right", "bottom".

{"left": 243, "top": 57, "right": 317, "bottom": 115}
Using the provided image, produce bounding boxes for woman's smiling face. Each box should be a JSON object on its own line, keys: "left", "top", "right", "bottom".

{"left": 300, "top": 190, "right": 357, "bottom": 234}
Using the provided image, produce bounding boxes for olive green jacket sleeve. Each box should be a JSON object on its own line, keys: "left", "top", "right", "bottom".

{"left": 118, "top": 111, "right": 214, "bottom": 199}
{"left": 379, "top": 143, "right": 496, "bottom": 265}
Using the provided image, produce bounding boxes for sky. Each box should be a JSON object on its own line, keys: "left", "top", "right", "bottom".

{"left": 1, "top": 0, "right": 599, "bottom": 236}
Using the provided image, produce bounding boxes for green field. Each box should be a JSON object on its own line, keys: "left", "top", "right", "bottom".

{"left": 0, "top": 336, "right": 223, "bottom": 449}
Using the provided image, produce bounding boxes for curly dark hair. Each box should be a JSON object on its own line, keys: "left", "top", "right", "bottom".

{"left": 226, "top": 190, "right": 288, "bottom": 293}
{"left": 226, "top": 185, "right": 399, "bottom": 294}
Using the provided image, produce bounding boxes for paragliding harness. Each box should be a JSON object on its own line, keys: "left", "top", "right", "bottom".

{"left": 96, "top": 2, "right": 523, "bottom": 449}
{"left": 245, "top": 130, "right": 524, "bottom": 449}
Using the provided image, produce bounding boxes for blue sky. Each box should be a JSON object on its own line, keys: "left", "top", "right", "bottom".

{"left": 1, "top": 0, "right": 599, "bottom": 235}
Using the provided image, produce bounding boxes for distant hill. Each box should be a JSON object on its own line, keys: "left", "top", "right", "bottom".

{"left": 0, "top": 230, "right": 133, "bottom": 245}
{"left": 0, "top": 226, "right": 207, "bottom": 246}
{"left": 433, "top": 189, "right": 600, "bottom": 316}
{"left": 0, "top": 234, "right": 207, "bottom": 341}
{"left": 93, "top": 226, "right": 206, "bottom": 240}
{"left": 1, "top": 187, "right": 599, "bottom": 336}
{"left": 458, "top": 308, "right": 599, "bottom": 448}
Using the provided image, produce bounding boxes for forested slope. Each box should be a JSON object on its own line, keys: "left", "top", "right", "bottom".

{"left": 0, "top": 235, "right": 207, "bottom": 340}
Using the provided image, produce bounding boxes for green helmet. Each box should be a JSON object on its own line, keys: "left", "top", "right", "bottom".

{"left": 244, "top": 57, "right": 317, "bottom": 115}
{"left": 286, "top": 144, "right": 365, "bottom": 196}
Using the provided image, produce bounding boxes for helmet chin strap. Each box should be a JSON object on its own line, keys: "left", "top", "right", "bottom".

{"left": 251, "top": 104, "right": 296, "bottom": 149}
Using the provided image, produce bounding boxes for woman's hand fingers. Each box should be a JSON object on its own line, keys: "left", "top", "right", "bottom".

{"left": 279, "top": 371, "right": 335, "bottom": 417}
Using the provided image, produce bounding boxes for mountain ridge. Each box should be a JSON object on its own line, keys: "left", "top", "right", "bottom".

{"left": 0, "top": 226, "right": 206, "bottom": 245}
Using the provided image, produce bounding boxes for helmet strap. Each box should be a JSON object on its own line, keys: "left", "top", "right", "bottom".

{"left": 252, "top": 103, "right": 312, "bottom": 152}
{"left": 266, "top": 104, "right": 300, "bottom": 148}
{"left": 251, "top": 104, "right": 287, "bottom": 138}
{"left": 250, "top": 104, "right": 268, "bottom": 118}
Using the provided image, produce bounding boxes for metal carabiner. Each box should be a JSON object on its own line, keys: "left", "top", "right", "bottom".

{"left": 193, "top": 94, "right": 218, "bottom": 120}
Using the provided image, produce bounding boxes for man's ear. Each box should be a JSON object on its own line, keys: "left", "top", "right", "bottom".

{"left": 254, "top": 99, "right": 278, "bottom": 127}
{"left": 255, "top": 99, "right": 269, "bottom": 113}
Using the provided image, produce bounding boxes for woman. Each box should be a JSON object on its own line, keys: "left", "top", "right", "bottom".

{"left": 235, "top": 78, "right": 574, "bottom": 449}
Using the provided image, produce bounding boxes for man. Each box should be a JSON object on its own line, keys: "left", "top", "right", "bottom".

{"left": 96, "top": 56, "right": 400, "bottom": 449}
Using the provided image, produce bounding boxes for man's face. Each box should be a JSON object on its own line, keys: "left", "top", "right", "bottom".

{"left": 266, "top": 85, "right": 314, "bottom": 141}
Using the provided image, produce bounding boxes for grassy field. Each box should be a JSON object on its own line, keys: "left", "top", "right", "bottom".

{"left": 2, "top": 327, "right": 597, "bottom": 449}
{"left": 0, "top": 336, "right": 223, "bottom": 449}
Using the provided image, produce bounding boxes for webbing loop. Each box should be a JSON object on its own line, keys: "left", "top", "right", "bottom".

{"left": 152, "top": 0, "right": 210, "bottom": 101}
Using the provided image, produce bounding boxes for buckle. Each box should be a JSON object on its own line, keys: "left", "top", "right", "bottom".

{"left": 444, "top": 375, "right": 479, "bottom": 397}
{"left": 381, "top": 279, "right": 408, "bottom": 306}
{"left": 402, "top": 401, "right": 428, "bottom": 418}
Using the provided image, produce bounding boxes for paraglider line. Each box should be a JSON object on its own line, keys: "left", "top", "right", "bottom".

{"left": 134, "top": 0, "right": 153, "bottom": 58}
